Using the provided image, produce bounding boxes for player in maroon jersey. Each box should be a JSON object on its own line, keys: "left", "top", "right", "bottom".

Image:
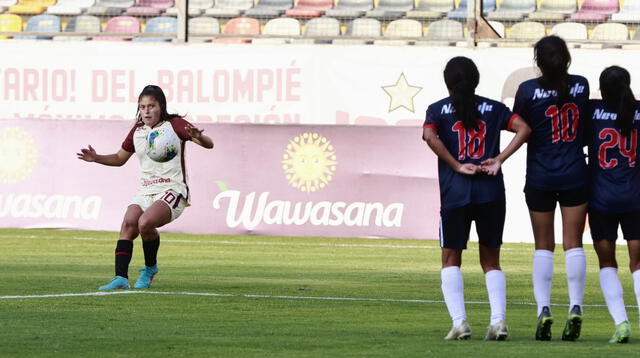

{"left": 423, "top": 56, "right": 530, "bottom": 341}
{"left": 77, "top": 85, "right": 213, "bottom": 290}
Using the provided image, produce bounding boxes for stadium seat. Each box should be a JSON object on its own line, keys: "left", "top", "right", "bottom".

{"left": 86, "top": 0, "right": 133, "bottom": 15}
{"left": 406, "top": 0, "right": 453, "bottom": 20}
{"left": 187, "top": 16, "right": 219, "bottom": 41}
{"left": 333, "top": 17, "right": 381, "bottom": 44}
{"left": 93, "top": 15, "right": 140, "bottom": 40}
{"left": 569, "top": 0, "right": 618, "bottom": 22}
{"left": 424, "top": 18, "right": 463, "bottom": 39}
{"left": 324, "top": 0, "right": 372, "bottom": 19}
{"left": 485, "top": 0, "right": 535, "bottom": 21}
{"left": 550, "top": 22, "right": 587, "bottom": 41}
{"left": 125, "top": 0, "right": 173, "bottom": 16}
{"left": 165, "top": 0, "right": 213, "bottom": 16}
{"left": 252, "top": 17, "right": 300, "bottom": 43}
{"left": 285, "top": 0, "right": 333, "bottom": 18}
{"left": 292, "top": 16, "right": 340, "bottom": 43}
{"left": 590, "top": 22, "right": 629, "bottom": 41}
{"left": 46, "top": 0, "right": 94, "bottom": 15}
{"left": 506, "top": 20, "right": 545, "bottom": 41}
{"left": 611, "top": 0, "right": 640, "bottom": 23}
{"left": 53, "top": 14, "right": 100, "bottom": 40}
{"left": 13, "top": 13, "right": 60, "bottom": 39}
{"left": 9, "top": 0, "right": 56, "bottom": 14}
{"left": 211, "top": 16, "right": 259, "bottom": 43}
{"left": 447, "top": 0, "right": 495, "bottom": 19}
{"left": 204, "top": 0, "right": 254, "bottom": 17}
{"left": 373, "top": 18, "right": 422, "bottom": 45}
{"left": 527, "top": 0, "right": 576, "bottom": 21}
{"left": 0, "top": 13, "right": 23, "bottom": 39}
{"left": 133, "top": 16, "right": 176, "bottom": 41}
{"left": 244, "top": 0, "right": 292, "bottom": 18}
{"left": 365, "top": 0, "right": 414, "bottom": 20}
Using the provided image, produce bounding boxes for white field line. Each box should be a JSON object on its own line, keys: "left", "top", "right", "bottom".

{"left": 0, "top": 290, "right": 617, "bottom": 308}
{"left": 0, "top": 234, "right": 529, "bottom": 251}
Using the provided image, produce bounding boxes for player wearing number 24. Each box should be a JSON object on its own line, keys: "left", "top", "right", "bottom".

{"left": 76, "top": 85, "right": 213, "bottom": 291}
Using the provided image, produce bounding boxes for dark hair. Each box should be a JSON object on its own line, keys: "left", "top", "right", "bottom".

{"left": 600, "top": 66, "right": 636, "bottom": 137}
{"left": 136, "top": 85, "right": 178, "bottom": 122}
{"left": 444, "top": 56, "right": 480, "bottom": 130}
{"left": 534, "top": 35, "right": 571, "bottom": 106}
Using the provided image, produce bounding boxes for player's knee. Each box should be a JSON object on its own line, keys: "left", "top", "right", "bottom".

{"left": 137, "top": 215, "right": 157, "bottom": 235}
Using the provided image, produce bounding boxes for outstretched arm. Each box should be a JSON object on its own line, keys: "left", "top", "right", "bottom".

{"left": 481, "top": 115, "right": 531, "bottom": 176}
{"left": 422, "top": 127, "right": 479, "bottom": 175}
{"left": 76, "top": 145, "right": 133, "bottom": 167}
{"left": 186, "top": 126, "right": 214, "bottom": 149}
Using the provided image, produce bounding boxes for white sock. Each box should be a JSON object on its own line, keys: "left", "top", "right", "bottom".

{"left": 533, "top": 250, "right": 554, "bottom": 316}
{"left": 565, "top": 247, "right": 586, "bottom": 311}
{"left": 633, "top": 270, "right": 640, "bottom": 321}
{"left": 441, "top": 266, "right": 466, "bottom": 327}
{"left": 485, "top": 269, "right": 506, "bottom": 325}
{"left": 600, "top": 267, "right": 628, "bottom": 325}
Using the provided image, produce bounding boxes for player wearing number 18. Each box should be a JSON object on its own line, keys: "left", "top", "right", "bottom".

{"left": 586, "top": 66, "right": 640, "bottom": 344}
{"left": 423, "top": 56, "right": 530, "bottom": 341}
{"left": 513, "top": 35, "right": 590, "bottom": 341}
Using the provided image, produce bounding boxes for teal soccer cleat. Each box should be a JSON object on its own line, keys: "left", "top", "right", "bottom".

{"left": 562, "top": 305, "right": 583, "bottom": 341}
{"left": 134, "top": 265, "right": 158, "bottom": 289}
{"left": 609, "top": 321, "right": 631, "bottom": 344}
{"left": 99, "top": 276, "right": 130, "bottom": 290}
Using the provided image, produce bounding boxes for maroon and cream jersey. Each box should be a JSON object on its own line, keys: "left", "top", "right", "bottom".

{"left": 122, "top": 117, "right": 193, "bottom": 202}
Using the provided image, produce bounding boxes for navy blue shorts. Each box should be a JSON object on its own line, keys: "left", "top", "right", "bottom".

{"left": 439, "top": 200, "right": 506, "bottom": 250}
{"left": 589, "top": 209, "right": 640, "bottom": 241}
{"left": 524, "top": 184, "right": 588, "bottom": 212}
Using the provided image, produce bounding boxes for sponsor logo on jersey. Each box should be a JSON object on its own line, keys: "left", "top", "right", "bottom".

{"left": 532, "top": 83, "right": 585, "bottom": 100}
{"left": 593, "top": 108, "right": 617, "bottom": 120}
{"left": 440, "top": 102, "right": 494, "bottom": 115}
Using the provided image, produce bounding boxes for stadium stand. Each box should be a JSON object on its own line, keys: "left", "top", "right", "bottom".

{"left": 406, "top": 0, "right": 453, "bottom": 20}
{"left": 46, "top": 0, "right": 94, "bottom": 15}
{"left": 505, "top": 20, "right": 545, "bottom": 41}
{"left": 447, "top": 0, "right": 495, "bottom": 19}
{"left": 611, "top": 0, "right": 640, "bottom": 23}
{"left": 187, "top": 16, "right": 219, "bottom": 41}
{"left": 527, "top": 0, "right": 577, "bottom": 21}
{"left": 14, "top": 13, "right": 59, "bottom": 39}
{"left": 424, "top": 18, "right": 463, "bottom": 39}
{"left": 486, "top": 0, "right": 536, "bottom": 21}
{"left": 133, "top": 15, "right": 176, "bottom": 41}
{"left": 252, "top": 17, "right": 300, "bottom": 43}
{"left": 93, "top": 15, "right": 140, "bottom": 40}
{"left": 293, "top": 16, "right": 339, "bottom": 43}
{"left": 550, "top": 21, "right": 587, "bottom": 41}
{"left": 165, "top": 0, "right": 213, "bottom": 16}
{"left": 244, "top": 0, "right": 292, "bottom": 18}
{"left": 488, "top": 19, "right": 504, "bottom": 37}
{"left": 0, "top": 0, "right": 17, "bottom": 13}
{"left": 211, "top": 16, "right": 259, "bottom": 43}
{"left": 53, "top": 14, "right": 100, "bottom": 40}
{"left": 569, "top": 0, "right": 618, "bottom": 22}
{"left": 204, "top": 0, "right": 254, "bottom": 18}
{"left": 125, "top": 0, "right": 174, "bottom": 16}
{"left": 590, "top": 22, "right": 629, "bottom": 41}
{"left": 365, "top": 0, "right": 414, "bottom": 20}
{"left": 9, "top": 0, "right": 56, "bottom": 14}
{"left": 86, "top": 0, "right": 134, "bottom": 16}
{"left": 0, "top": 13, "right": 22, "bottom": 38}
{"left": 324, "top": 0, "right": 372, "bottom": 19}
{"left": 285, "top": 0, "right": 333, "bottom": 18}
{"left": 332, "top": 17, "right": 381, "bottom": 44}
{"left": 374, "top": 18, "right": 422, "bottom": 45}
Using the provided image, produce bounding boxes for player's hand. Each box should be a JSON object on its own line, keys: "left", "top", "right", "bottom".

{"left": 480, "top": 158, "right": 502, "bottom": 176}
{"left": 186, "top": 125, "right": 204, "bottom": 140}
{"left": 76, "top": 145, "right": 97, "bottom": 162}
{"left": 456, "top": 163, "right": 480, "bottom": 175}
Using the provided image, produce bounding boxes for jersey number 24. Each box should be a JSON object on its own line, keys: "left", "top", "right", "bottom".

{"left": 598, "top": 128, "right": 637, "bottom": 169}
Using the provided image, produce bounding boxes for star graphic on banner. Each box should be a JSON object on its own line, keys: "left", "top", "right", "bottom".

{"left": 382, "top": 73, "right": 423, "bottom": 113}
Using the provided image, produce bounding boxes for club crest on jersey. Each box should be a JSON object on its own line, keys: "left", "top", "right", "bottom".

{"left": 440, "top": 102, "right": 493, "bottom": 114}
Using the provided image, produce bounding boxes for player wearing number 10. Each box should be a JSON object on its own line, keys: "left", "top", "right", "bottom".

{"left": 423, "top": 56, "right": 530, "bottom": 341}
{"left": 586, "top": 66, "right": 640, "bottom": 343}
{"left": 513, "top": 35, "right": 590, "bottom": 341}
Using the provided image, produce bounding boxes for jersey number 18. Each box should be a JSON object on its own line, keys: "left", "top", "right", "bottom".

{"left": 452, "top": 121, "right": 486, "bottom": 160}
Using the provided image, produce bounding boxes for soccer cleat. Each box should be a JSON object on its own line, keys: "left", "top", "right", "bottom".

{"left": 562, "top": 305, "right": 583, "bottom": 341}
{"left": 134, "top": 264, "right": 158, "bottom": 289}
{"left": 535, "top": 306, "right": 553, "bottom": 341}
{"left": 609, "top": 321, "right": 631, "bottom": 344}
{"left": 485, "top": 320, "right": 509, "bottom": 341}
{"left": 444, "top": 321, "right": 472, "bottom": 340}
{"left": 99, "top": 276, "right": 130, "bottom": 290}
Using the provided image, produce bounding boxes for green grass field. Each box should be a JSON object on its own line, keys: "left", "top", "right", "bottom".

{"left": 1, "top": 228, "right": 639, "bottom": 357}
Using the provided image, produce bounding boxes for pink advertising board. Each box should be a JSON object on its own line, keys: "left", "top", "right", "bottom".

{"left": 0, "top": 119, "right": 440, "bottom": 239}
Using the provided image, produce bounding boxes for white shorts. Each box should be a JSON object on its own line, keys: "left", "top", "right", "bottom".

{"left": 131, "top": 190, "right": 187, "bottom": 222}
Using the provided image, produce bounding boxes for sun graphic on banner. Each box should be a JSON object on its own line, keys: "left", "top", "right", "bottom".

{"left": 0, "top": 127, "right": 38, "bottom": 184}
{"left": 282, "top": 132, "right": 337, "bottom": 193}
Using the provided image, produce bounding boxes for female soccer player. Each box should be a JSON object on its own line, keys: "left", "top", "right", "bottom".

{"left": 423, "top": 56, "right": 530, "bottom": 341}
{"left": 587, "top": 66, "right": 640, "bottom": 344}
{"left": 513, "top": 35, "right": 590, "bottom": 341}
{"left": 77, "top": 85, "right": 214, "bottom": 290}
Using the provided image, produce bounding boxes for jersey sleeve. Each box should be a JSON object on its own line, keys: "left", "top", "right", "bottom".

{"left": 121, "top": 124, "right": 138, "bottom": 153}
{"left": 168, "top": 117, "right": 194, "bottom": 141}
{"left": 495, "top": 102, "right": 517, "bottom": 131}
{"left": 423, "top": 105, "right": 439, "bottom": 132}
{"left": 512, "top": 84, "right": 529, "bottom": 122}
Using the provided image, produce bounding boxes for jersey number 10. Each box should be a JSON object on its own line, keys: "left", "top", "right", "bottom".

{"left": 452, "top": 121, "right": 486, "bottom": 160}
{"left": 546, "top": 103, "right": 579, "bottom": 144}
{"left": 598, "top": 128, "right": 638, "bottom": 169}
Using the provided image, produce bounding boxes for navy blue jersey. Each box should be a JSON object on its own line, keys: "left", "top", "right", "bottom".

{"left": 424, "top": 95, "right": 517, "bottom": 209}
{"left": 513, "top": 75, "right": 590, "bottom": 190}
{"left": 587, "top": 99, "right": 640, "bottom": 213}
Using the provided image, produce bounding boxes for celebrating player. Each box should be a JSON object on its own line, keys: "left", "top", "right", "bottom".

{"left": 587, "top": 66, "right": 640, "bottom": 344}
{"left": 513, "top": 35, "right": 590, "bottom": 341}
{"left": 423, "top": 56, "right": 530, "bottom": 341}
{"left": 77, "top": 85, "right": 214, "bottom": 290}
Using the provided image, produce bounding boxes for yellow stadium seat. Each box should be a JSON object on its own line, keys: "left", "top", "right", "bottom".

{"left": 0, "top": 13, "right": 23, "bottom": 38}
{"left": 10, "top": 0, "right": 57, "bottom": 14}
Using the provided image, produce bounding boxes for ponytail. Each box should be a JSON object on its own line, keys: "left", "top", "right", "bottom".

{"left": 534, "top": 36, "right": 571, "bottom": 106}
{"left": 444, "top": 57, "right": 480, "bottom": 130}
{"left": 600, "top": 66, "right": 636, "bottom": 137}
